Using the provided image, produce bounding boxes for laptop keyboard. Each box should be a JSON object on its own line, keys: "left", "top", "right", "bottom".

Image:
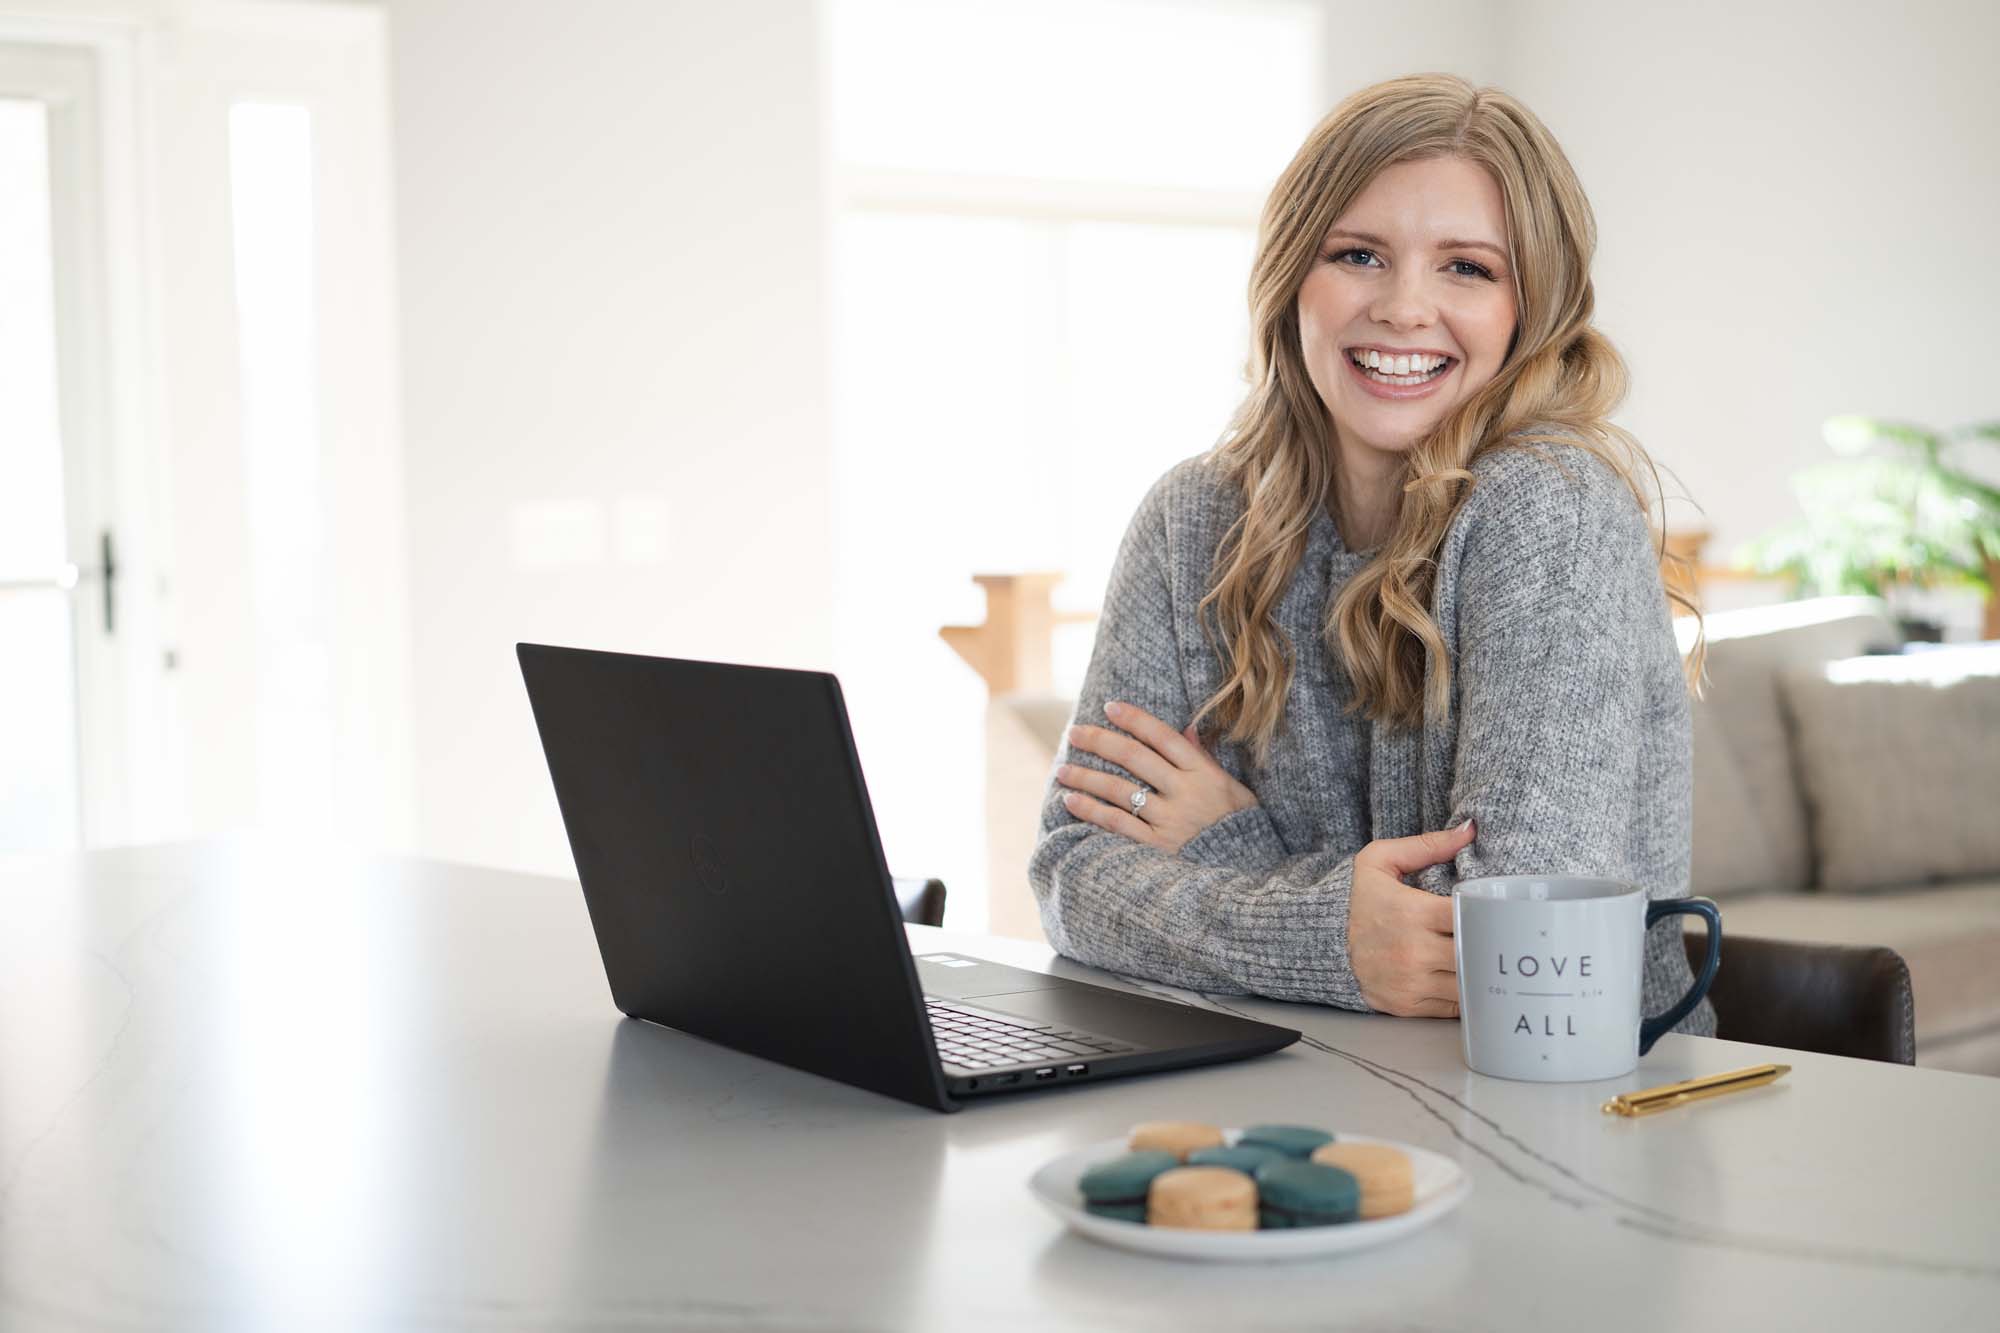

{"left": 924, "top": 997, "right": 1138, "bottom": 1070}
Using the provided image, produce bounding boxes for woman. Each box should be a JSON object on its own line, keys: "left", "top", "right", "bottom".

{"left": 1027, "top": 73, "right": 1715, "bottom": 1036}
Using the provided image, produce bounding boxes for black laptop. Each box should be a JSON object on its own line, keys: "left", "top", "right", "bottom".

{"left": 517, "top": 642, "right": 1300, "bottom": 1112}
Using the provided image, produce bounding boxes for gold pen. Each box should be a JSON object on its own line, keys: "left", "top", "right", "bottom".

{"left": 1600, "top": 1063, "right": 1791, "bottom": 1117}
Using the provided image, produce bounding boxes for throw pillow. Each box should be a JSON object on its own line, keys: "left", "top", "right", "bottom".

{"left": 1779, "top": 644, "right": 2000, "bottom": 891}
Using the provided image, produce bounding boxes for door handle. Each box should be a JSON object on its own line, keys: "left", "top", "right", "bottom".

{"left": 0, "top": 530, "right": 116, "bottom": 634}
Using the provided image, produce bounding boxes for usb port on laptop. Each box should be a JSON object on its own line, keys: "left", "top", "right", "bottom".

{"left": 1034, "top": 1067, "right": 1057, "bottom": 1080}
{"left": 1065, "top": 1063, "right": 1089, "bottom": 1076}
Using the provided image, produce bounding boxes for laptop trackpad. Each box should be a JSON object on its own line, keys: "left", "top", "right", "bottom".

{"left": 914, "top": 953, "right": 1072, "bottom": 1000}
{"left": 973, "top": 985, "right": 1255, "bottom": 1048}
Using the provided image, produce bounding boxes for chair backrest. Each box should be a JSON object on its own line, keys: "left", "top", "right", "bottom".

{"left": 892, "top": 876, "right": 947, "bottom": 928}
{"left": 1683, "top": 931, "right": 1914, "bottom": 1064}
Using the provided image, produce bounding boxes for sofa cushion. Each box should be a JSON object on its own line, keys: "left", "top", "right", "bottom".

{"left": 1682, "top": 598, "right": 1901, "bottom": 896}
{"left": 1687, "top": 877, "right": 2000, "bottom": 1076}
{"left": 1778, "top": 644, "right": 2000, "bottom": 892}
{"left": 1688, "top": 699, "right": 1787, "bottom": 898}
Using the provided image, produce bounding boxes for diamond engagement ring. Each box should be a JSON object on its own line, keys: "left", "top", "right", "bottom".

{"left": 1130, "top": 787, "right": 1149, "bottom": 813}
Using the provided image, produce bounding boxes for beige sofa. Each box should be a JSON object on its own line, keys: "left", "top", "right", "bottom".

{"left": 986, "top": 596, "right": 2000, "bottom": 1077}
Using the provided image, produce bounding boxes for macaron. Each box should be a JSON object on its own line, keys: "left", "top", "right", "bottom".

{"left": 1310, "top": 1141, "right": 1416, "bottom": 1220}
{"left": 1185, "top": 1144, "right": 1286, "bottom": 1177}
{"left": 1077, "top": 1151, "right": 1180, "bottom": 1223}
{"left": 1127, "top": 1120, "right": 1225, "bottom": 1162}
{"left": 1237, "top": 1123, "right": 1335, "bottom": 1159}
{"left": 1146, "top": 1166, "right": 1258, "bottom": 1231}
{"left": 1254, "top": 1158, "right": 1361, "bottom": 1229}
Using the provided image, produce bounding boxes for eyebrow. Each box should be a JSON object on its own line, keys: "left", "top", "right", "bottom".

{"left": 1326, "top": 229, "right": 1508, "bottom": 260}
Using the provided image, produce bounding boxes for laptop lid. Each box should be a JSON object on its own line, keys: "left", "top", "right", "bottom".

{"left": 517, "top": 643, "right": 957, "bottom": 1112}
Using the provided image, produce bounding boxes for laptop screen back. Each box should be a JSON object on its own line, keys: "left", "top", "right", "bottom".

{"left": 517, "top": 643, "right": 954, "bottom": 1111}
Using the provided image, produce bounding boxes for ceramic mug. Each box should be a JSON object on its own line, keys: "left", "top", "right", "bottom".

{"left": 1453, "top": 876, "right": 1721, "bottom": 1082}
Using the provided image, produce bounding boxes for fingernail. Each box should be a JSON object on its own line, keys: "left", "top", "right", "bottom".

{"left": 1104, "top": 701, "right": 1123, "bottom": 717}
{"left": 1456, "top": 818, "right": 1477, "bottom": 835}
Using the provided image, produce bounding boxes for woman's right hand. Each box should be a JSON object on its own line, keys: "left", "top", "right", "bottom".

{"left": 1347, "top": 820, "right": 1476, "bottom": 1018}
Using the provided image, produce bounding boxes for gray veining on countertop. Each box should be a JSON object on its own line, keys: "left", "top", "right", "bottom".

{"left": 1161, "top": 983, "right": 1999, "bottom": 1282}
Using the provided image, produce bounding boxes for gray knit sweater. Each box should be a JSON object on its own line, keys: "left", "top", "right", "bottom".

{"left": 1028, "top": 438, "right": 1718, "bottom": 1038}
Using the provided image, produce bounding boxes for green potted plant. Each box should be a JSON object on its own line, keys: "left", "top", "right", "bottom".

{"left": 1737, "top": 416, "right": 2000, "bottom": 641}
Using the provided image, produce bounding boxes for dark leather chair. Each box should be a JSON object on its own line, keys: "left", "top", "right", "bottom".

{"left": 892, "top": 876, "right": 947, "bottom": 928}
{"left": 1683, "top": 931, "right": 1915, "bottom": 1065}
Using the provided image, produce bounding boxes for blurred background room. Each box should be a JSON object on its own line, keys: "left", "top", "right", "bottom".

{"left": 5, "top": 0, "right": 1998, "bottom": 1066}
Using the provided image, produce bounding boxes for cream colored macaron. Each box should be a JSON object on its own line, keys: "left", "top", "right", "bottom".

{"left": 1145, "top": 1166, "right": 1258, "bottom": 1231}
{"left": 1309, "top": 1141, "right": 1415, "bottom": 1219}
{"left": 1127, "top": 1120, "right": 1225, "bottom": 1162}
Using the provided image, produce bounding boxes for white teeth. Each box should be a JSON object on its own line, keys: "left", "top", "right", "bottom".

{"left": 1348, "top": 349, "right": 1451, "bottom": 386}
{"left": 1349, "top": 350, "right": 1450, "bottom": 382}
{"left": 1352, "top": 350, "right": 1445, "bottom": 373}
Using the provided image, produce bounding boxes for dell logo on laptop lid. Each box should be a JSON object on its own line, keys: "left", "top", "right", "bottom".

{"left": 690, "top": 833, "right": 730, "bottom": 896}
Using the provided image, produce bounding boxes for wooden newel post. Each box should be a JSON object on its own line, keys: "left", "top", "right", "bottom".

{"left": 939, "top": 573, "right": 1096, "bottom": 696}
{"left": 1660, "top": 529, "right": 1710, "bottom": 609}
{"left": 1987, "top": 558, "right": 2000, "bottom": 641}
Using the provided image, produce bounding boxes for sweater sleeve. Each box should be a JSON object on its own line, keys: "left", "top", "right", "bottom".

{"left": 1440, "top": 449, "right": 1716, "bottom": 1038}
{"left": 1026, "top": 468, "right": 1369, "bottom": 1009}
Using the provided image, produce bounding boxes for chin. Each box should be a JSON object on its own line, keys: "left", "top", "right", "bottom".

{"left": 1351, "top": 416, "right": 1438, "bottom": 455}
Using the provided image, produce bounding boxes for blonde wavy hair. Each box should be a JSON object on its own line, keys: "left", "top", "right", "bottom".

{"left": 1191, "top": 72, "right": 1703, "bottom": 770}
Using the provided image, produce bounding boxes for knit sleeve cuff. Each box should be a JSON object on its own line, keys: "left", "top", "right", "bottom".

{"left": 1178, "top": 805, "right": 1289, "bottom": 873}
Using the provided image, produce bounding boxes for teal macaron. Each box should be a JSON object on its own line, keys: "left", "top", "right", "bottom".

{"left": 1254, "top": 1159, "right": 1361, "bottom": 1229}
{"left": 1185, "top": 1144, "right": 1286, "bottom": 1176}
{"left": 1077, "top": 1151, "right": 1180, "bottom": 1223}
{"left": 1237, "top": 1124, "right": 1335, "bottom": 1159}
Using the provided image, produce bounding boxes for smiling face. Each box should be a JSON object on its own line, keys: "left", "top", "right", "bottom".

{"left": 1296, "top": 155, "right": 1519, "bottom": 472}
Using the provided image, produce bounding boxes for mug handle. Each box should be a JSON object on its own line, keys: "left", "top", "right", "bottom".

{"left": 1638, "top": 897, "right": 1721, "bottom": 1056}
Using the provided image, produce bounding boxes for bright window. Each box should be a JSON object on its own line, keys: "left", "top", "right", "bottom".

{"left": 827, "top": 0, "right": 1325, "bottom": 928}
{"left": 829, "top": 0, "right": 1321, "bottom": 190}
{"left": 230, "top": 102, "right": 336, "bottom": 836}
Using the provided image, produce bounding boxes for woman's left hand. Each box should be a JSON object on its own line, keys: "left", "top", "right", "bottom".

{"left": 1056, "top": 700, "right": 1261, "bottom": 854}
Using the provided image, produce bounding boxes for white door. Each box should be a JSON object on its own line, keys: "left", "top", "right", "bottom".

{"left": 0, "top": 44, "right": 120, "bottom": 856}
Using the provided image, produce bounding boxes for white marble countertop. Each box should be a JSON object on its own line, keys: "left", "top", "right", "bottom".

{"left": 3, "top": 837, "right": 1996, "bottom": 1330}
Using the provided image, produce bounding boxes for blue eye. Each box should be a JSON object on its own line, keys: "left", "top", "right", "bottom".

{"left": 1327, "top": 249, "right": 1497, "bottom": 281}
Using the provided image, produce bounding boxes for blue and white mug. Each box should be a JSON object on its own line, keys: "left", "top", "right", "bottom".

{"left": 1453, "top": 876, "right": 1721, "bottom": 1082}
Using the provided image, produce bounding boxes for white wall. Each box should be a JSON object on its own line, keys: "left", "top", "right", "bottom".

{"left": 387, "top": 0, "right": 834, "bottom": 873}
{"left": 1494, "top": 0, "right": 2000, "bottom": 580}
{"left": 1318, "top": 0, "right": 1501, "bottom": 102}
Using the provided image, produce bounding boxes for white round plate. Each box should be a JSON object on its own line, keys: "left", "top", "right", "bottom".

{"left": 1028, "top": 1131, "right": 1471, "bottom": 1263}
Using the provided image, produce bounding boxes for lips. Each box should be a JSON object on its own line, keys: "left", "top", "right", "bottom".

{"left": 1344, "top": 352, "right": 1456, "bottom": 401}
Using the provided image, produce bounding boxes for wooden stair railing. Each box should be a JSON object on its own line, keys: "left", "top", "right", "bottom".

{"left": 938, "top": 573, "right": 1098, "bottom": 695}
{"left": 1661, "top": 529, "right": 1780, "bottom": 610}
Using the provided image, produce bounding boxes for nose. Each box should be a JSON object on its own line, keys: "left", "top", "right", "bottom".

{"left": 1370, "top": 267, "right": 1437, "bottom": 331}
